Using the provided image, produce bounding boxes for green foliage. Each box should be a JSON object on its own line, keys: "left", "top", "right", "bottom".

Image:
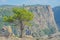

{"left": 12, "top": 8, "right": 34, "bottom": 21}
{"left": 43, "top": 27, "right": 56, "bottom": 35}
{"left": 3, "top": 7, "right": 34, "bottom": 23}
{"left": 3, "top": 16, "right": 15, "bottom": 22}
{"left": 3, "top": 7, "right": 34, "bottom": 37}
{"left": 3, "top": 16, "right": 8, "bottom": 22}
{"left": 50, "top": 27, "right": 56, "bottom": 34}
{"left": 24, "top": 22, "right": 32, "bottom": 26}
{"left": 42, "top": 28, "right": 51, "bottom": 35}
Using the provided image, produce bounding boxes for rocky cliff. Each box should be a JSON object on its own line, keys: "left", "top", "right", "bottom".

{"left": 23, "top": 5, "right": 58, "bottom": 37}
{"left": 0, "top": 5, "right": 58, "bottom": 38}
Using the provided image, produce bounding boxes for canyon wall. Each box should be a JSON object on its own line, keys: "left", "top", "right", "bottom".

{"left": 0, "top": 5, "right": 58, "bottom": 37}
{"left": 24, "top": 5, "right": 58, "bottom": 37}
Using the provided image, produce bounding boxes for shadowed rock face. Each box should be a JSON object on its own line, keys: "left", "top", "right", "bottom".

{"left": 0, "top": 5, "right": 58, "bottom": 37}
{"left": 53, "top": 6, "right": 60, "bottom": 31}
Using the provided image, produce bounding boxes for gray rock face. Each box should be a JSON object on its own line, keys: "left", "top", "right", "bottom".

{"left": 23, "top": 5, "right": 58, "bottom": 37}
{"left": 0, "top": 5, "right": 58, "bottom": 38}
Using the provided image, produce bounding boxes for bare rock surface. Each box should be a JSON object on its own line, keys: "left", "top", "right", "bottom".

{"left": 0, "top": 33, "right": 60, "bottom": 40}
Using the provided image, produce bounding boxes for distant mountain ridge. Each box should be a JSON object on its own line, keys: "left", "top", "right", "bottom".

{"left": 53, "top": 6, "right": 60, "bottom": 31}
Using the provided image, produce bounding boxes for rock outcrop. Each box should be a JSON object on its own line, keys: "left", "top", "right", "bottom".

{"left": 0, "top": 5, "right": 58, "bottom": 38}
{"left": 23, "top": 5, "right": 58, "bottom": 37}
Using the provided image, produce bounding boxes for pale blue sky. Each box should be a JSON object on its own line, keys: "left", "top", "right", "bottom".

{"left": 0, "top": 0, "right": 60, "bottom": 7}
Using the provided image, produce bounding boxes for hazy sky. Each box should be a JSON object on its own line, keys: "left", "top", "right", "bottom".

{"left": 0, "top": 0, "right": 60, "bottom": 7}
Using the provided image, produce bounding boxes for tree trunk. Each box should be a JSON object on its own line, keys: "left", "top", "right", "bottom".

{"left": 20, "top": 21, "right": 24, "bottom": 38}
